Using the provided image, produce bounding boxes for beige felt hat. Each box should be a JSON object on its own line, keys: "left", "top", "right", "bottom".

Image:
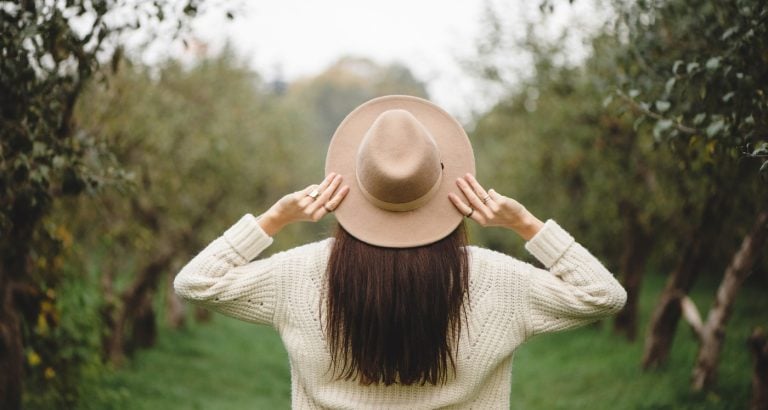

{"left": 325, "top": 95, "right": 475, "bottom": 247}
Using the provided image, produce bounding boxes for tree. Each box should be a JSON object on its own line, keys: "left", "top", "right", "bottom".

{"left": 68, "top": 50, "right": 320, "bottom": 364}
{"left": 0, "top": 1, "right": 209, "bottom": 406}
{"left": 467, "top": 5, "right": 682, "bottom": 341}
{"left": 286, "top": 56, "right": 429, "bottom": 141}
{"left": 609, "top": 0, "right": 768, "bottom": 391}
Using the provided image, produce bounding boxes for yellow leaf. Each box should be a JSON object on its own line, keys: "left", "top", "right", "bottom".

{"left": 40, "top": 300, "right": 54, "bottom": 314}
{"left": 55, "top": 225, "right": 73, "bottom": 249}
{"left": 44, "top": 367, "right": 56, "bottom": 380}
{"left": 36, "top": 313, "right": 49, "bottom": 335}
{"left": 27, "top": 351, "right": 41, "bottom": 367}
{"left": 707, "top": 140, "right": 717, "bottom": 155}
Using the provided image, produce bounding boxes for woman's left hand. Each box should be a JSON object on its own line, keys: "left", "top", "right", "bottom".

{"left": 258, "top": 173, "right": 349, "bottom": 236}
{"left": 448, "top": 174, "right": 543, "bottom": 240}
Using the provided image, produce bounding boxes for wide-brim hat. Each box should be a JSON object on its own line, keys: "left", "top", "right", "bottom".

{"left": 325, "top": 95, "right": 475, "bottom": 248}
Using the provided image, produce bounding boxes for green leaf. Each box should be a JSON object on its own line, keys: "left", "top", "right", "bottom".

{"left": 693, "top": 113, "right": 707, "bottom": 125}
{"left": 705, "top": 57, "right": 720, "bottom": 70}
{"left": 629, "top": 89, "right": 641, "bottom": 98}
{"left": 706, "top": 119, "right": 725, "bottom": 138}
{"left": 752, "top": 142, "right": 768, "bottom": 156}
{"left": 602, "top": 94, "right": 613, "bottom": 108}
{"left": 687, "top": 62, "right": 700, "bottom": 74}
{"left": 672, "top": 60, "right": 685, "bottom": 74}
{"left": 721, "top": 91, "right": 734, "bottom": 102}
{"left": 653, "top": 119, "right": 673, "bottom": 141}
{"left": 665, "top": 78, "right": 676, "bottom": 94}
{"left": 633, "top": 116, "right": 645, "bottom": 131}
{"left": 655, "top": 100, "right": 671, "bottom": 112}
{"left": 721, "top": 26, "right": 739, "bottom": 40}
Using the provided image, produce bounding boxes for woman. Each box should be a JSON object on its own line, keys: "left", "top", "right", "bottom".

{"left": 174, "top": 95, "right": 627, "bottom": 409}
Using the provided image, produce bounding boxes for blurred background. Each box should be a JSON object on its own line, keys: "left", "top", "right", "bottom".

{"left": 1, "top": 0, "right": 767, "bottom": 408}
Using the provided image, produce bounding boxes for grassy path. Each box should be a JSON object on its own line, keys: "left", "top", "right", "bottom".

{"left": 81, "top": 273, "right": 766, "bottom": 409}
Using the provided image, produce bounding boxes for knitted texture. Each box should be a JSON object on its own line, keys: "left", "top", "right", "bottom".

{"left": 174, "top": 214, "right": 627, "bottom": 409}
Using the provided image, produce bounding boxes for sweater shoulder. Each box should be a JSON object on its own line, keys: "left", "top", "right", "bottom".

{"left": 466, "top": 245, "right": 532, "bottom": 276}
{"left": 266, "top": 238, "right": 333, "bottom": 273}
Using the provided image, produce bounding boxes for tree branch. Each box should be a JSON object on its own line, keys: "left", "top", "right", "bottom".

{"left": 615, "top": 90, "right": 701, "bottom": 135}
{"left": 680, "top": 295, "right": 704, "bottom": 340}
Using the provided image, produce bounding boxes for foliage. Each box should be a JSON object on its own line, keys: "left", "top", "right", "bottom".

{"left": 0, "top": 0, "right": 212, "bottom": 407}
{"left": 466, "top": 11, "right": 682, "bottom": 272}
{"left": 23, "top": 49, "right": 432, "bottom": 406}
{"left": 285, "top": 56, "right": 429, "bottom": 142}
{"left": 608, "top": 0, "right": 768, "bottom": 178}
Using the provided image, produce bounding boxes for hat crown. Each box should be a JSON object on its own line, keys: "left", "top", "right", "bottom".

{"left": 355, "top": 109, "right": 442, "bottom": 211}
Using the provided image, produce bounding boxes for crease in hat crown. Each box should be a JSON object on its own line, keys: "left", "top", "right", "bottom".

{"left": 355, "top": 109, "right": 443, "bottom": 212}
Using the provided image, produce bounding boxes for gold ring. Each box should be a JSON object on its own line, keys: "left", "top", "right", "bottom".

{"left": 308, "top": 189, "right": 320, "bottom": 199}
{"left": 482, "top": 195, "right": 491, "bottom": 204}
{"left": 465, "top": 208, "right": 474, "bottom": 218}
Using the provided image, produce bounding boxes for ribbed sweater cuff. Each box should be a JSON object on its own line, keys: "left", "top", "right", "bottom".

{"left": 223, "top": 213, "right": 274, "bottom": 261}
{"left": 524, "top": 219, "right": 575, "bottom": 268}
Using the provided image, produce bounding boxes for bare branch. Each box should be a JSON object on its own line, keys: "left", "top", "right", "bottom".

{"left": 615, "top": 90, "right": 700, "bottom": 135}
{"left": 680, "top": 295, "right": 704, "bottom": 340}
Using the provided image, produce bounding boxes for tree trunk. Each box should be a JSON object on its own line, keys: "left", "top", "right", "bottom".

{"left": 613, "top": 201, "right": 653, "bottom": 341}
{"left": 195, "top": 306, "right": 213, "bottom": 323}
{"left": 691, "top": 208, "right": 768, "bottom": 391}
{"left": 0, "top": 201, "right": 41, "bottom": 410}
{"left": 642, "top": 191, "right": 727, "bottom": 369}
{"left": 103, "top": 250, "right": 173, "bottom": 364}
{"left": 749, "top": 327, "right": 768, "bottom": 410}
{"left": 0, "top": 276, "right": 23, "bottom": 410}
{"left": 166, "top": 272, "right": 186, "bottom": 329}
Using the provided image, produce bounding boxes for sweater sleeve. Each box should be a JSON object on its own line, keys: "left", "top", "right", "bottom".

{"left": 522, "top": 220, "right": 627, "bottom": 338}
{"left": 173, "top": 213, "right": 279, "bottom": 326}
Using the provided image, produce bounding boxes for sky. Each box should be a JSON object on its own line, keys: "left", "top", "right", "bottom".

{"left": 128, "top": 0, "right": 605, "bottom": 122}
{"left": 183, "top": 0, "right": 489, "bottom": 120}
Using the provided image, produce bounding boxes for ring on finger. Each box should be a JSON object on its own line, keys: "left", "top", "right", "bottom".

{"left": 308, "top": 189, "right": 320, "bottom": 199}
{"left": 465, "top": 207, "right": 474, "bottom": 218}
{"left": 481, "top": 194, "right": 491, "bottom": 204}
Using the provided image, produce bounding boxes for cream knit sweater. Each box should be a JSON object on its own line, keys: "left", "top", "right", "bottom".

{"left": 174, "top": 214, "right": 627, "bottom": 409}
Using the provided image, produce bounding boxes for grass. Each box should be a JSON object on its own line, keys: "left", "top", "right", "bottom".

{"left": 80, "top": 272, "right": 768, "bottom": 409}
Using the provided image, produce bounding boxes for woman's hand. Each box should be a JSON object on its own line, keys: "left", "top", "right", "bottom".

{"left": 258, "top": 173, "right": 350, "bottom": 236}
{"left": 448, "top": 174, "right": 544, "bottom": 241}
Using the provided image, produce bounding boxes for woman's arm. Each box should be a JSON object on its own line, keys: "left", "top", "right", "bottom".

{"left": 522, "top": 220, "right": 626, "bottom": 337}
{"left": 449, "top": 174, "right": 627, "bottom": 338}
{"left": 173, "top": 173, "right": 349, "bottom": 326}
{"left": 173, "top": 213, "right": 279, "bottom": 325}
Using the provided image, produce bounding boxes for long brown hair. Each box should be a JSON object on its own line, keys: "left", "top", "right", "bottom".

{"left": 325, "top": 222, "right": 469, "bottom": 386}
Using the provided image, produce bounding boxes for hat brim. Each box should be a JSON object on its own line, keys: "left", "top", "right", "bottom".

{"left": 325, "top": 95, "right": 475, "bottom": 248}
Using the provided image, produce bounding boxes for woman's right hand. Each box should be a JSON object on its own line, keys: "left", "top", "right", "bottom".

{"left": 258, "top": 173, "right": 349, "bottom": 236}
{"left": 448, "top": 174, "right": 544, "bottom": 240}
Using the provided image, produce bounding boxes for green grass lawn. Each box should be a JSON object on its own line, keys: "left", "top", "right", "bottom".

{"left": 79, "top": 272, "right": 767, "bottom": 409}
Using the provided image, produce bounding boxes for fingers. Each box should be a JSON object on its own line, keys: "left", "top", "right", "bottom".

{"left": 297, "top": 184, "right": 320, "bottom": 207}
{"left": 312, "top": 185, "right": 349, "bottom": 220}
{"left": 448, "top": 193, "right": 484, "bottom": 224}
{"left": 456, "top": 176, "right": 493, "bottom": 222}
{"left": 306, "top": 174, "right": 342, "bottom": 217}
{"left": 465, "top": 174, "right": 489, "bottom": 202}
